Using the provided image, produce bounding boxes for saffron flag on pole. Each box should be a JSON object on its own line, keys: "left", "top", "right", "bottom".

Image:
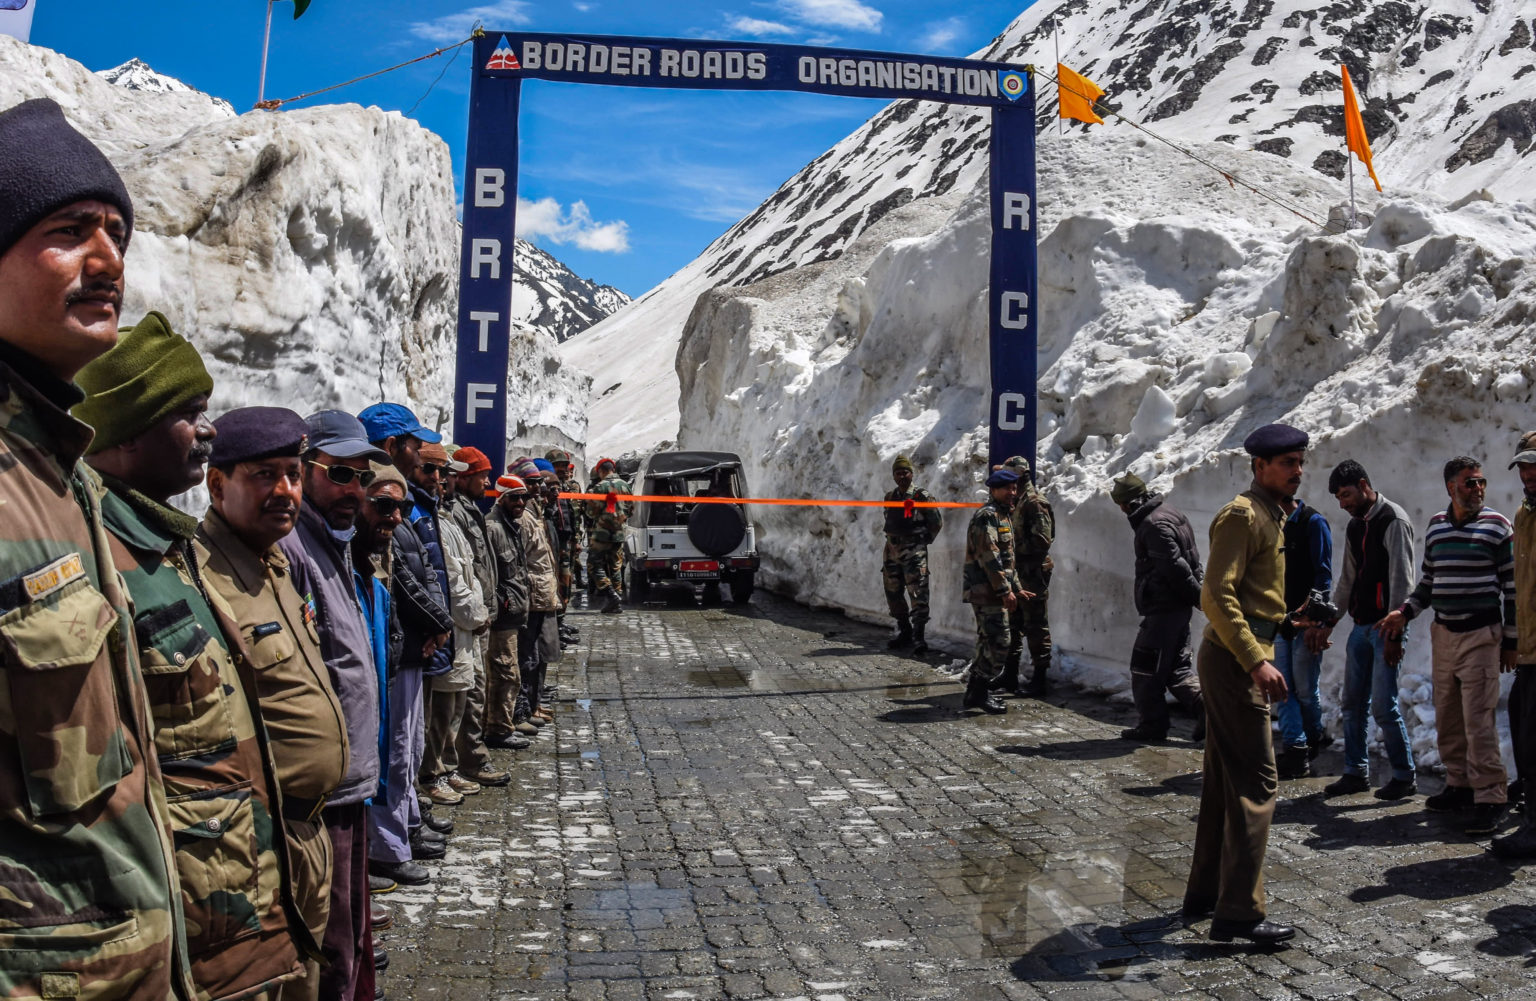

{"left": 1340, "top": 64, "right": 1381, "bottom": 192}
{"left": 1057, "top": 63, "right": 1105, "bottom": 126}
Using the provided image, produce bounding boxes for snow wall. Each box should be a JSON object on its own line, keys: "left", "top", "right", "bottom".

{"left": 677, "top": 129, "right": 1536, "bottom": 774}
{"left": 0, "top": 35, "right": 589, "bottom": 460}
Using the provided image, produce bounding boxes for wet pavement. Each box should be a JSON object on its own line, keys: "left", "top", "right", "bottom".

{"left": 377, "top": 591, "right": 1536, "bottom": 1000}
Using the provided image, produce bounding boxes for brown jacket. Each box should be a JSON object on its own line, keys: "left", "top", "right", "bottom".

{"left": 520, "top": 499, "right": 562, "bottom": 612}
{"left": 1517, "top": 500, "right": 1535, "bottom": 665}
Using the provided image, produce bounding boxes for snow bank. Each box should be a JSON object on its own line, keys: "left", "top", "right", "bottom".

{"left": 679, "top": 127, "right": 1536, "bottom": 775}
{"left": 0, "top": 35, "right": 590, "bottom": 462}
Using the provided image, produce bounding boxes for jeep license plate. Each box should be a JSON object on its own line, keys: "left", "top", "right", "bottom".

{"left": 677, "top": 560, "right": 719, "bottom": 579}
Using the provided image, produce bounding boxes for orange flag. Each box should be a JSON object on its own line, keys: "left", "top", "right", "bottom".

{"left": 1057, "top": 63, "right": 1105, "bottom": 126}
{"left": 1340, "top": 65, "right": 1382, "bottom": 192}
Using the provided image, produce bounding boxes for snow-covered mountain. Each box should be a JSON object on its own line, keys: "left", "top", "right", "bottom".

{"left": 563, "top": 0, "right": 1533, "bottom": 455}
{"left": 97, "top": 58, "right": 236, "bottom": 116}
{"left": 512, "top": 238, "right": 630, "bottom": 343}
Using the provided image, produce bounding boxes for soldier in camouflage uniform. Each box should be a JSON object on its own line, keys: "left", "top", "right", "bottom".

{"left": 0, "top": 98, "right": 196, "bottom": 1001}
{"left": 882, "top": 455, "right": 942, "bottom": 654}
{"left": 961, "top": 468, "right": 1032, "bottom": 715}
{"left": 550, "top": 451, "right": 586, "bottom": 591}
{"left": 584, "top": 457, "right": 634, "bottom": 614}
{"left": 999, "top": 456, "right": 1055, "bottom": 696}
{"left": 77, "top": 313, "right": 312, "bottom": 1000}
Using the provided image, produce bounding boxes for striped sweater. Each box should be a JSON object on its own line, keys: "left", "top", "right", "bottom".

{"left": 1401, "top": 505, "right": 1517, "bottom": 648}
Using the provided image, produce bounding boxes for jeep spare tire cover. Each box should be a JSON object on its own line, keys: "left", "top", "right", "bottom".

{"left": 688, "top": 502, "right": 747, "bottom": 557}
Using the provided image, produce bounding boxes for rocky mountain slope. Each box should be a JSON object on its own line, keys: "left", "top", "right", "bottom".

{"left": 512, "top": 238, "right": 630, "bottom": 343}
{"left": 563, "top": 0, "right": 1533, "bottom": 455}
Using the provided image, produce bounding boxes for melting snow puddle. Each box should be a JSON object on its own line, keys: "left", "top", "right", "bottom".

{"left": 1416, "top": 952, "right": 1473, "bottom": 980}
{"left": 861, "top": 939, "right": 908, "bottom": 950}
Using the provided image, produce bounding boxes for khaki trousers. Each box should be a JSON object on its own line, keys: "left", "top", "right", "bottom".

{"left": 1431, "top": 621, "right": 1508, "bottom": 803}
{"left": 1184, "top": 639, "right": 1276, "bottom": 922}
{"left": 274, "top": 816, "right": 332, "bottom": 1001}
{"left": 421, "top": 688, "right": 468, "bottom": 782}
{"left": 484, "top": 628, "right": 522, "bottom": 739}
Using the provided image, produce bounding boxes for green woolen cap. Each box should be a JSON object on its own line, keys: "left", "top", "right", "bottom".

{"left": 1110, "top": 472, "right": 1148, "bottom": 505}
{"left": 73, "top": 311, "right": 213, "bottom": 455}
{"left": 892, "top": 455, "right": 914, "bottom": 472}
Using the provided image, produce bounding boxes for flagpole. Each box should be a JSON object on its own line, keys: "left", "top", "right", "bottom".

{"left": 1053, "top": 18, "right": 1062, "bottom": 135}
{"left": 1347, "top": 147, "right": 1356, "bottom": 227}
{"left": 258, "top": 0, "right": 274, "bottom": 106}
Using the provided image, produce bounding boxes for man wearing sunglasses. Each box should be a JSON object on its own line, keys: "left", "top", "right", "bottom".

{"left": 276, "top": 409, "right": 392, "bottom": 1001}
{"left": 1380, "top": 456, "right": 1518, "bottom": 837}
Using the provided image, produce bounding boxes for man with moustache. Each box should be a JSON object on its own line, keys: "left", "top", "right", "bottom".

{"left": 0, "top": 97, "right": 193, "bottom": 1001}
{"left": 279, "top": 410, "right": 390, "bottom": 1000}
{"left": 77, "top": 313, "right": 309, "bottom": 998}
{"left": 197, "top": 407, "right": 350, "bottom": 1001}
{"left": 1182, "top": 423, "right": 1304, "bottom": 946}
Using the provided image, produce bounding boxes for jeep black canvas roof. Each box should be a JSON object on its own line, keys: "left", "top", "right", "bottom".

{"left": 643, "top": 451, "right": 742, "bottom": 478}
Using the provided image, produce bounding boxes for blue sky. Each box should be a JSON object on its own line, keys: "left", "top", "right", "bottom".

{"left": 34, "top": 0, "right": 1029, "bottom": 296}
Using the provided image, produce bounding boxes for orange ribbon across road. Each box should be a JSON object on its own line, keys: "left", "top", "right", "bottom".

{"left": 558, "top": 492, "right": 984, "bottom": 516}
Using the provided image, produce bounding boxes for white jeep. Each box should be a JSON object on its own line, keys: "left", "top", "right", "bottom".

{"left": 623, "top": 450, "right": 759, "bottom": 604}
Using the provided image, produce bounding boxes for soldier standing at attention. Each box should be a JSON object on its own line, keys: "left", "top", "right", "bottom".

{"left": 197, "top": 407, "right": 351, "bottom": 1000}
{"left": 77, "top": 313, "right": 309, "bottom": 999}
{"left": 961, "top": 467, "right": 1031, "bottom": 715}
{"left": 882, "top": 455, "right": 942, "bottom": 654}
{"left": 1183, "top": 423, "right": 1304, "bottom": 945}
{"left": 0, "top": 97, "right": 194, "bottom": 1001}
{"left": 1001, "top": 455, "right": 1054, "bottom": 695}
{"left": 585, "top": 457, "right": 633, "bottom": 614}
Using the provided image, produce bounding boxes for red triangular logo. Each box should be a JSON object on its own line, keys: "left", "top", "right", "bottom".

{"left": 487, "top": 36, "right": 520, "bottom": 70}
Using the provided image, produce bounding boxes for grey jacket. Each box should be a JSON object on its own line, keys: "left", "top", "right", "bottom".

{"left": 279, "top": 503, "right": 381, "bottom": 806}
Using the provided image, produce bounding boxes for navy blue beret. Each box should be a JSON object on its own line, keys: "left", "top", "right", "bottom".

{"left": 986, "top": 467, "right": 1021, "bottom": 488}
{"left": 1243, "top": 423, "right": 1309, "bottom": 458}
{"left": 210, "top": 407, "right": 309, "bottom": 467}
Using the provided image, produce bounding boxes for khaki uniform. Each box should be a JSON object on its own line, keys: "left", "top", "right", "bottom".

{"left": 196, "top": 509, "right": 349, "bottom": 981}
{"left": 0, "top": 356, "right": 195, "bottom": 1001}
{"left": 100, "top": 479, "right": 308, "bottom": 1000}
{"left": 1185, "top": 482, "right": 1286, "bottom": 923}
{"left": 1007, "top": 481, "right": 1055, "bottom": 685}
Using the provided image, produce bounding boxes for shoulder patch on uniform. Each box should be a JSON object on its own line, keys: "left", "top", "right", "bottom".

{"left": 22, "top": 552, "right": 86, "bottom": 603}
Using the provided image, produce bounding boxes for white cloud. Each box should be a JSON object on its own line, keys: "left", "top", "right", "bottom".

{"left": 572, "top": 1, "right": 595, "bottom": 10}
{"left": 727, "top": 15, "right": 799, "bottom": 37}
{"left": 409, "top": 1, "right": 533, "bottom": 44}
{"left": 777, "top": 0, "right": 882, "bottom": 32}
{"left": 516, "top": 198, "right": 631, "bottom": 253}
{"left": 918, "top": 16, "right": 965, "bottom": 53}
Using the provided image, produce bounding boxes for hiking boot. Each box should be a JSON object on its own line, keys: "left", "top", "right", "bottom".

{"left": 962, "top": 676, "right": 1007, "bottom": 714}
{"left": 1464, "top": 802, "right": 1509, "bottom": 837}
{"left": 1425, "top": 785, "right": 1475, "bottom": 813}
{"left": 427, "top": 776, "right": 463, "bottom": 806}
{"left": 1120, "top": 723, "right": 1168, "bottom": 743}
{"left": 1374, "top": 777, "right": 1418, "bottom": 801}
{"left": 1489, "top": 822, "right": 1536, "bottom": 859}
{"left": 1276, "top": 745, "right": 1312, "bottom": 780}
{"left": 1023, "top": 671, "right": 1049, "bottom": 697}
{"left": 1323, "top": 774, "right": 1369, "bottom": 798}
{"left": 461, "top": 767, "right": 510, "bottom": 787}
{"left": 446, "top": 774, "right": 481, "bottom": 796}
{"left": 600, "top": 591, "right": 624, "bottom": 614}
{"left": 911, "top": 626, "right": 929, "bottom": 655}
{"left": 888, "top": 615, "right": 913, "bottom": 649}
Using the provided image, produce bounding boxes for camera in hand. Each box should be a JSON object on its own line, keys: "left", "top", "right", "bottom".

{"left": 1287, "top": 588, "right": 1339, "bottom": 627}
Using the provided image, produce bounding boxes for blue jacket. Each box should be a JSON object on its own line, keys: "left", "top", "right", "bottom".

{"left": 353, "top": 565, "right": 393, "bottom": 802}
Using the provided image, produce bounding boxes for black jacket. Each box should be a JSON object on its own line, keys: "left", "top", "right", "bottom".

{"left": 1127, "top": 493, "right": 1203, "bottom": 615}
{"left": 390, "top": 512, "right": 453, "bottom": 672}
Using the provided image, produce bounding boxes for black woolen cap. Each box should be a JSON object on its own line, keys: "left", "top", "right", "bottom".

{"left": 1243, "top": 423, "right": 1309, "bottom": 458}
{"left": 0, "top": 99, "right": 134, "bottom": 259}
{"left": 210, "top": 407, "right": 309, "bottom": 467}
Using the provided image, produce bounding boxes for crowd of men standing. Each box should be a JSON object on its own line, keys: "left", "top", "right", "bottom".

{"left": 0, "top": 98, "right": 627, "bottom": 1001}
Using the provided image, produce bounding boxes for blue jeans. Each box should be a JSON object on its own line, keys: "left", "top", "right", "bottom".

{"left": 1275, "top": 632, "right": 1324, "bottom": 749}
{"left": 1341, "top": 624, "right": 1415, "bottom": 781}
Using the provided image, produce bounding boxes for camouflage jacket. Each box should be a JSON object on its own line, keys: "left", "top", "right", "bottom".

{"left": 883, "top": 486, "right": 942, "bottom": 543}
{"left": 963, "top": 499, "right": 1023, "bottom": 606}
{"left": 0, "top": 352, "right": 194, "bottom": 1001}
{"left": 98, "top": 477, "right": 306, "bottom": 1000}
{"left": 560, "top": 475, "right": 585, "bottom": 548}
{"left": 583, "top": 474, "right": 633, "bottom": 552}
{"left": 1011, "top": 481, "right": 1055, "bottom": 588}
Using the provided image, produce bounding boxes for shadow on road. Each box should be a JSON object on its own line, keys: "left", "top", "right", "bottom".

{"left": 1478, "top": 904, "right": 1536, "bottom": 967}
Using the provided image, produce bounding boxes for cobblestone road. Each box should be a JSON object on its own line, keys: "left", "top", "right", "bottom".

{"left": 377, "top": 592, "right": 1536, "bottom": 1000}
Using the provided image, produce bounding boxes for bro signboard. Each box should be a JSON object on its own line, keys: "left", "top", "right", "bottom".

{"left": 454, "top": 33, "right": 1038, "bottom": 470}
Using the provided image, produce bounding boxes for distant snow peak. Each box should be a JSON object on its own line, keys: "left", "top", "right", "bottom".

{"left": 513, "top": 238, "right": 631, "bottom": 343}
{"left": 97, "top": 57, "right": 235, "bottom": 116}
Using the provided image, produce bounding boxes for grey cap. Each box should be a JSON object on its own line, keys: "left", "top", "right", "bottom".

{"left": 306, "top": 410, "right": 390, "bottom": 463}
{"left": 1511, "top": 430, "right": 1536, "bottom": 468}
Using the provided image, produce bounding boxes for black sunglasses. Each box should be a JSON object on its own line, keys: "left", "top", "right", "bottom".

{"left": 368, "top": 496, "right": 409, "bottom": 516}
{"left": 419, "top": 462, "right": 448, "bottom": 476}
{"left": 307, "top": 460, "right": 376, "bottom": 488}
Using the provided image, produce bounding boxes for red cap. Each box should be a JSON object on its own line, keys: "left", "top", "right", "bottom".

{"left": 455, "top": 446, "right": 492, "bottom": 474}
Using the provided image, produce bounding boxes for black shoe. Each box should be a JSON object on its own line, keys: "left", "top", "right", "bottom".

{"left": 601, "top": 591, "right": 624, "bottom": 614}
{"left": 961, "top": 690, "right": 1008, "bottom": 714}
{"left": 374, "top": 947, "right": 389, "bottom": 971}
{"left": 369, "top": 859, "right": 431, "bottom": 886}
{"left": 1190, "top": 712, "right": 1206, "bottom": 744}
{"left": 1024, "top": 674, "right": 1049, "bottom": 696}
{"left": 1209, "top": 918, "right": 1296, "bottom": 944}
{"left": 1306, "top": 731, "right": 1335, "bottom": 760}
{"left": 410, "top": 837, "right": 446, "bottom": 861}
{"left": 1120, "top": 724, "right": 1168, "bottom": 743}
{"left": 1508, "top": 778, "right": 1524, "bottom": 809}
{"left": 1323, "top": 774, "right": 1369, "bottom": 797}
{"left": 1276, "top": 746, "right": 1312, "bottom": 780}
{"left": 1464, "top": 802, "right": 1509, "bottom": 837}
{"left": 888, "top": 633, "right": 914, "bottom": 650}
{"left": 368, "top": 873, "right": 398, "bottom": 894}
{"left": 912, "top": 630, "right": 929, "bottom": 655}
{"left": 423, "top": 813, "right": 454, "bottom": 835}
{"left": 1181, "top": 898, "right": 1215, "bottom": 920}
{"left": 1425, "top": 785, "right": 1475, "bottom": 813}
{"left": 1374, "top": 777, "right": 1418, "bottom": 801}
{"left": 1489, "top": 822, "right": 1536, "bottom": 859}
{"left": 413, "top": 825, "right": 446, "bottom": 844}
{"left": 487, "top": 733, "right": 532, "bottom": 750}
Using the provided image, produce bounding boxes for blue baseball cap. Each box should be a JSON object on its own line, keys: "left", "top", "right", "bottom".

{"left": 306, "top": 410, "right": 390, "bottom": 462}
{"left": 358, "top": 402, "right": 442, "bottom": 445}
{"left": 532, "top": 458, "right": 556, "bottom": 475}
